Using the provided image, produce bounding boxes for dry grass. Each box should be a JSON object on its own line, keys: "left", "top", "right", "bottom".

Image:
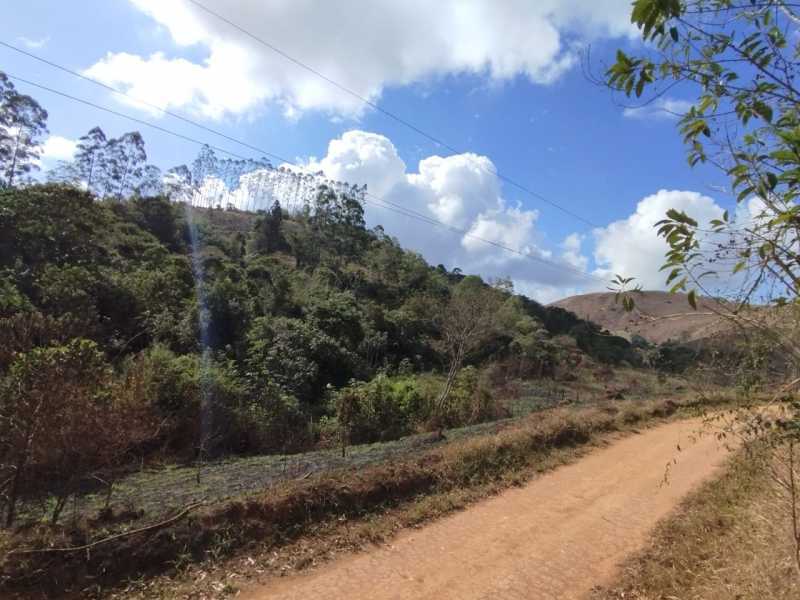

{"left": 593, "top": 445, "right": 800, "bottom": 600}
{"left": 0, "top": 394, "right": 729, "bottom": 599}
{"left": 116, "top": 429, "right": 592, "bottom": 600}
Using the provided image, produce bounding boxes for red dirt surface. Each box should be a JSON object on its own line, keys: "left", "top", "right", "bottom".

{"left": 240, "top": 418, "right": 729, "bottom": 600}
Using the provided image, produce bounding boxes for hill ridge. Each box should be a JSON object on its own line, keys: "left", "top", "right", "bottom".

{"left": 551, "top": 290, "right": 727, "bottom": 344}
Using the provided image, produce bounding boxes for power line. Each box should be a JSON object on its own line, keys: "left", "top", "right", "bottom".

{"left": 5, "top": 74, "right": 249, "bottom": 160}
{"left": 185, "top": 0, "right": 600, "bottom": 229}
{"left": 1, "top": 41, "right": 604, "bottom": 279}
{"left": 5, "top": 72, "right": 605, "bottom": 283}
{"left": 0, "top": 44, "right": 450, "bottom": 229}
{"left": 0, "top": 40, "right": 287, "bottom": 165}
{"left": 2, "top": 39, "right": 592, "bottom": 238}
{"left": 0, "top": 41, "right": 534, "bottom": 232}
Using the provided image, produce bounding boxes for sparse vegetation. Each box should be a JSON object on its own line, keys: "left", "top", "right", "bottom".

{"left": 0, "top": 393, "right": 726, "bottom": 598}
{"left": 594, "top": 444, "right": 800, "bottom": 600}
{"left": 0, "top": 142, "right": 712, "bottom": 596}
{"left": 4, "top": 1, "right": 800, "bottom": 593}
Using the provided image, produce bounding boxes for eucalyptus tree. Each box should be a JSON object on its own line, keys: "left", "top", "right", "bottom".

{"left": 191, "top": 144, "right": 219, "bottom": 190}
{"left": 74, "top": 126, "right": 108, "bottom": 194}
{"left": 164, "top": 164, "right": 193, "bottom": 202}
{"left": 105, "top": 131, "right": 147, "bottom": 199}
{"left": 0, "top": 72, "right": 48, "bottom": 187}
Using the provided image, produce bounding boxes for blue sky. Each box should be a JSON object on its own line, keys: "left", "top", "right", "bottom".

{"left": 3, "top": 0, "right": 733, "bottom": 302}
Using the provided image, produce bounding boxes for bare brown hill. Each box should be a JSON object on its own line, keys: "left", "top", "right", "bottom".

{"left": 552, "top": 291, "right": 729, "bottom": 344}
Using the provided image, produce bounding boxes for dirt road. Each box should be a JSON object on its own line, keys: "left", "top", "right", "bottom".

{"left": 241, "top": 418, "right": 729, "bottom": 600}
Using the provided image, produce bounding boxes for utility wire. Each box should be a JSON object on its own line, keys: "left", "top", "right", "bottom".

{"left": 185, "top": 0, "right": 600, "bottom": 229}
{"left": 5, "top": 72, "right": 606, "bottom": 283}
{"left": 1, "top": 40, "right": 603, "bottom": 279}
{"left": 0, "top": 40, "right": 287, "bottom": 164}
{"left": 1, "top": 40, "right": 454, "bottom": 231}
{"left": 5, "top": 74, "right": 248, "bottom": 160}
{"left": 0, "top": 41, "right": 510, "bottom": 232}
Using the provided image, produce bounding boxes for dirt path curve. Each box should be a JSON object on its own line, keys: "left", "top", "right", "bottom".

{"left": 241, "top": 418, "right": 729, "bottom": 600}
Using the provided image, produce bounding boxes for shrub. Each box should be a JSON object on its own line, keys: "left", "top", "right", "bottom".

{"left": 438, "top": 366, "right": 508, "bottom": 428}
{"left": 246, "top": 316, "right": 354, "bottom": 405}
{"left": 0, "top": 339, "right": 155, "bottom": 526}
{"left": 335, "top": 374, "right": 437, "bottom": 445}
{"left": 126, "top": 345, "right": 317, "bottom": 456}
{"left": 226, "top": 382, "right": 310, "bottom": 454}
{"left": 126, "top": 345, "right": 200, "bottom": 414}
{"left": 334, "top": 369, "right": 505, "bottom": 445}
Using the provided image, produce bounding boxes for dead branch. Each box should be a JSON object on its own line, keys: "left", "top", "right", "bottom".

{"left": 8, "top": 499, "right": 206, "bottom": 555}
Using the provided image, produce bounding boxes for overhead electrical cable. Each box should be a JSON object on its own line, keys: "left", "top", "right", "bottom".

{"left": 4, "top": 71, "right": 607, "bottom": 283}
{"left": 184, "top": 0, "right": 600, "bottom": 229}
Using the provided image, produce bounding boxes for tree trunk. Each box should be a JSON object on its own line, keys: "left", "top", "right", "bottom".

{"left": 87, "top": 153, "right": 96, "bottom": 192}
{"left": 5, "top": 458, "right": 24, "bottom": 528}
{"left": 435, "top": 345, "right": 465, "bottom": 439}
{"left": 6, "top": 131, "right": 22, "bottom": 187}
{"left": 51, "top": 492, "right": 69, "bottom": 525}
{"left": 118, "top": 159, "right": 130, "bottom": 200}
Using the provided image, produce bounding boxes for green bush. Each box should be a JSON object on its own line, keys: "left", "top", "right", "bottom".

{"left": 439, "top": 366, "right": 506, "bottom": 428}
{"left": 127, "top": 345, "right": 199, "bottom": 415}
{"left": 334, "top": 369, "right": 503, "bottom": 445}
{"left": 335, "top": 374, "right": 435, "bottom": 444}
{"left": 246, "top": 316, "right": 354, "bottom": 405}
{"left": 230, "top": 382, "right": 310, "bottom": 453}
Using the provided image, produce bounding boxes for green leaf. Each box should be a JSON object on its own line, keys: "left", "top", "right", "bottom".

{"left": 753, "top": 101, "right": 773, "bottom": 123}
{"left": 665, "top": 268, "right": 682, "bottom": 285}
{"left": 669, "top": 278, "right": 687, "bottom": 294}
{"left": 766, "top": 172, "right": 778, "bottom": 190}
{"left": 622, "top": 296, "right": 635, "bottom": 312}
{"left": 687, "top": 289, "right": 697, "bottom": 309}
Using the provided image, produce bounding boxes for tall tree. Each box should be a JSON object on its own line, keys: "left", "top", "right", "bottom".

{"left": 137, "top": 164, "right": 164, "bottom": 197}
{"left": 105, "top": 131, "right": 147, "bottom": 199}
{"left": 191, "top": 144, "right": 218, "bottom": 191}
{"left": 74, "top": 126, "right": 108, "bottom": 194}
{"left": 433, "top": 276, "right": 501, "bottom": 436}
{"left": 311, "top": 185, "right": 367, "bottom": 259}
{"left": 254, "top": 199, "right": 284, "bottom": 254}
{"left": 164, "top": 164, "right": 193, "bottom": 202}
{"left": 0, "top": 73, "right": 48, "bottom": 188}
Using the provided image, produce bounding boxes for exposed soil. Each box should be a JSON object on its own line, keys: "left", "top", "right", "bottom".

{"left": 239, "top": 418, "right": 730, "bottom": 600}
{"left": 552, "top": 290, "right": 728, "bottom": 344}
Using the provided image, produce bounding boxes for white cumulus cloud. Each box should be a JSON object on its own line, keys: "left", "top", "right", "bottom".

{"left": 591, "top": 189, "right": 725, "bottom": 290}
{"left": 40, "top": 135, "right": 78, "bottom": 163}
{"left": 304, "top": 130, "right": 596, "bottom": 301}
{"left": 84, "top": 0, "right": 636, "bottom": 119}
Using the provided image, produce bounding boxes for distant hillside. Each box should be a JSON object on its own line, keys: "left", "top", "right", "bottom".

{"left": 551, "top": 291, "right": 729, "bottom": 344}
